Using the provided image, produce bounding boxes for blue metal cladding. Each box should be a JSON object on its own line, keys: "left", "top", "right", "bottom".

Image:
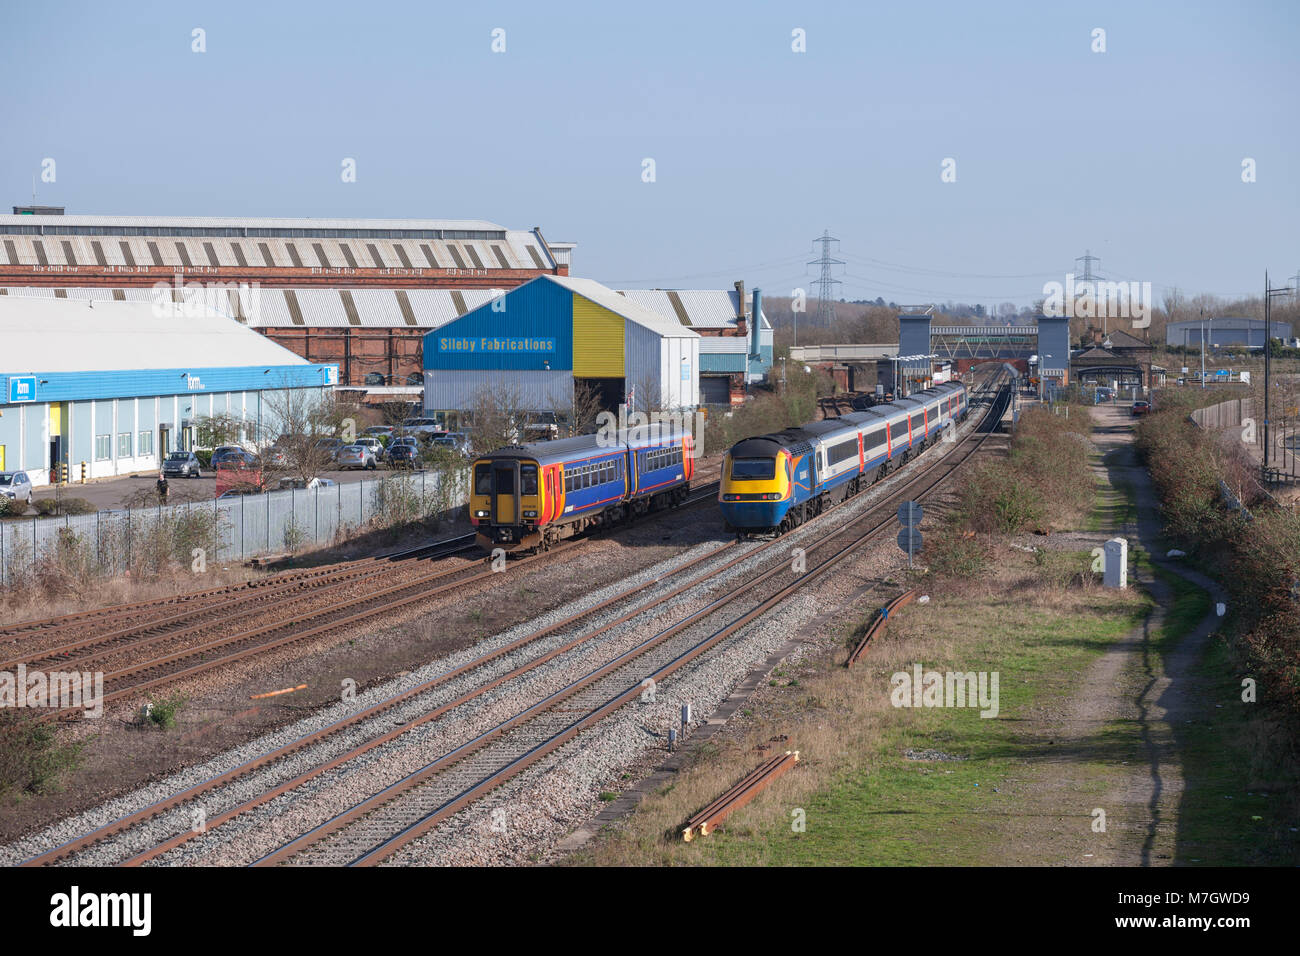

{"left": 424, "top": 277, "right": 574, "bottom": 372}
{"left": 699, "top": 352, "right": 747, "bottom": 374}
{"left": 0, "top": 365, "right": 335, "bottom": 406}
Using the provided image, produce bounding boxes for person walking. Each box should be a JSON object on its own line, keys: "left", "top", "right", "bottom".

{"left": 156, "top": 470, "right": 169, "bottom": 504}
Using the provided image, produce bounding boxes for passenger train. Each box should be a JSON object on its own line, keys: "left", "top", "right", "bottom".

{"left": 719, "top": 382, "right": 969, "bottom": 534}
{"left": 470, "top": 424, "right": 694, "bottom": 552}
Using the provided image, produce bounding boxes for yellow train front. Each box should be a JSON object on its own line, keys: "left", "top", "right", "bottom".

{"left": 719, "top": 435, "right": 802, "bottom": 530}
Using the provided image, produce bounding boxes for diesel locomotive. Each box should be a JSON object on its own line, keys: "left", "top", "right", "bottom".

{"left": 719, "top": 382, "right": 968, "bottom": 534}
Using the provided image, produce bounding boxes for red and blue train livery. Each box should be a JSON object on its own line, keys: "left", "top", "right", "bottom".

{"left": 471, "top": 425, "right": 694, "bottom": 552}
{"left": 719, "top": 382, "right": 968, "bottom": 534}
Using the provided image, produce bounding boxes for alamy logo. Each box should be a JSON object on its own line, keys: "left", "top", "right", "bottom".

{"left": 0, "top": 665, "right": 104, "bottom": 718}
{"left": 1041, "top": 273, "right": 1152, "bottom": 329}
{"left": 50, "top": 886, "right": 151, "bottom": 936}
{"left": 890, "top": 663, "right": 999, "bottom": 718}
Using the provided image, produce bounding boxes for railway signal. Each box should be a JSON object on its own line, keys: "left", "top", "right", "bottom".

{"left": 898, "top": 501, "right": 922, "bottom": 568}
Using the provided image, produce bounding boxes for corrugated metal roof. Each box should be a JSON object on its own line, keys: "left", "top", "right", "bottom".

{"left": 547, "top": 276, "right": 698, "bottom": 339}
{"left": 0, "top": 214, "right": 508, "bottom": 232}
{"left": 0, "top": 295, "right": 311, "bottom": 374}
{"left": 616, "top": 288, "right": 771, "bottom": 330}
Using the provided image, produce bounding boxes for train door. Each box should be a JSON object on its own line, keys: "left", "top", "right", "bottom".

{"left": 884, "top": 422, "right": 892, "bottom": 459}
{"left": 490, "top": 460, "right": 519, "bottom": 525}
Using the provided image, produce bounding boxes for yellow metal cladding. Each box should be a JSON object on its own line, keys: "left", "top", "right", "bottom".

{"left": 571, "top": 294, "right": 624, "bottom": 377}
{"left": 49, "top": 402, "right": 65, "bottom": 436}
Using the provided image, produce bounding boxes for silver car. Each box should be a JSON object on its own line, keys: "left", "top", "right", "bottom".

{"left": 335, "top": 444, "right": 378, "bottom": 470}
{"left": 162, "top": 450, "right": 202, "bottom": 478}
{"left": 0, "top": 470, "right": 34, "bottom": 505}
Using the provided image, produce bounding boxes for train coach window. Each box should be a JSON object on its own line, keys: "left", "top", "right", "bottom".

{"left": 731, "top": 458, "right": 775, "bottom": 480}
{"left": 474, "top": 465, "right": 491, "bottom": 496}
{"left": 521, "top": 465, "right": 538, "bottom": 496}
{"left": 564, "top": 473, "right": 573, "bottom": 493}
{"left": 496, "top": 469, "right": 515, "bottom": 494}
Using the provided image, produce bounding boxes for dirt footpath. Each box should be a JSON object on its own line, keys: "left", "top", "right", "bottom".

{"left": 993, "top": 405, "right": 1229, "bottom": 865}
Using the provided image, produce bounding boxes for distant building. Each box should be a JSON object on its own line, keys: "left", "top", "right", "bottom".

{"left": 1165, "top": 317, "right": 1292, "bottom": 350}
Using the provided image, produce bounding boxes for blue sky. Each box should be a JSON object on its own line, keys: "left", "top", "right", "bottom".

{"left": 2, "top": 0, "right": 1297, "bottom": 307}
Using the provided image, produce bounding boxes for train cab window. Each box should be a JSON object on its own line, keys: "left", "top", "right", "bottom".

{"left": 731, "top": 458, "right": 775, "bottom": 480}
{"left": 520, "top": 464, "right": 538, "bottom": 496}
{"left": 474, "top": 465, "right": 491, "bottom": 496}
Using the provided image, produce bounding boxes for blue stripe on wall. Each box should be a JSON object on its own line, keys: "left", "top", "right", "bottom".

{"left": 0, "top": 365, "right": 334, "bottom": 405}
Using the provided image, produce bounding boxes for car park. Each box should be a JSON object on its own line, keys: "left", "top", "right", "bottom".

{"left": 162, "top": 451, "right": 202, "bottom": 478}
{"left": 0, "top": 470, "right": 34, "bottom": 505}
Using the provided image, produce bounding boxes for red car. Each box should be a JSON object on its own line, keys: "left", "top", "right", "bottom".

{"left": 1131, "top": 401, "right": 1151, "bottom": 417}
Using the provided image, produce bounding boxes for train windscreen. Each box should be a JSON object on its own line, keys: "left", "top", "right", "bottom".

{"left": 731, "top": 458, "right": 776, "bottom": 480}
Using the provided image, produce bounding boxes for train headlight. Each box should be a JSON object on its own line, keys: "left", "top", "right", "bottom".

{"left": 523, "top": 510, "right": 537, "bottom": 518}
{"left": 474, "top": 510, "right": 489, "bottom": 518}
{"left": 763, "top": 493, "right": 782, "bottom": 500}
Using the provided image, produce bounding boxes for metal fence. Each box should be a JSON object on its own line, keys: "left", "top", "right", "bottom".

{"left": 0, "top": 469, "right": 468, "bottom": 585}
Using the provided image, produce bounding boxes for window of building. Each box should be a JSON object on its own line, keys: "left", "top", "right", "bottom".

{"left": 118, "top": 432, "right": 132, "bottom": 458}
{"left": 138, "top": 430, "right": 153, "bottom": 457}
{"left": 95, "top": 434, "right": 111, "bottom": 461}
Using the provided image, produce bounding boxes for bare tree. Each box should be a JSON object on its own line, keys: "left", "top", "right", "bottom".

{"left": 258, "top": 384, "right": 353, "bottom": 485}
{"left": 465, "top": 381, "right": 534, "bottom": 456}
{"left": 549, "top": 379, "right": 605, "bottom": 436}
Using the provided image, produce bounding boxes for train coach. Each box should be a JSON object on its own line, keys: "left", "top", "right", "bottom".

{"left": 470, "top": 424, "right": 694, "bottom": 552}
{"left": 719, "top": 382, "right": 968, "bottom": 534}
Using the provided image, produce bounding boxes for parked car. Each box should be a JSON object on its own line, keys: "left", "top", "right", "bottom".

{"left": 0, "top": 470, "right": 34, "bottom": 505}
{"left": 353, "top": 436, "right": 386, "bottom": 461}
{"left": 276, "top": 476, "right": 337, "bottom": 490}
{"left": 314, "top": 437, "right": 346, "bottom": 462}
{"left": 386, "top": 443, "right": 419, "bottom": 468}
{"left": 363, "top": 425, "right": 396, "bottom": 440}
{"left": 211, "top": 445, "right": 257, "bottom": 467}
{"left": 432, "top": 432, "right": 471, "bottom": 457}
{"left": 389, "top": 436, "right": 419, "bottom": 451}
{"left": 401, "top": 417, "right": 444, "bottom": 438}
{"left": 336, "top": 444, "right": 378, "bottom": 470}
{"left": 1131, "top": 400, "right": 1152, "bottom": 417}
{"left": 214, "top": 450, "right": 261, "bottom": 467}
{"left": 162, "top": 450, "right": 202, "bottom": 478}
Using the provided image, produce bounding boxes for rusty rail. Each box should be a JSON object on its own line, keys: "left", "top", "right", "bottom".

{"left": 682, "top": 750, "right": 799, "bottom": 841}
{"left": 845, "top": 589, "right": 917, "bottom": 667}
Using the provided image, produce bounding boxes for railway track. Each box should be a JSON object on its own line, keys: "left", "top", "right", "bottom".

{"left": 10, "top": 484, "right": 723, "bottom": 723}
{"left": 0, "top": 533, "right": 477, "bottom": 652}
{"left": 15, "top": 375, "right": 1009, "bottom": 866}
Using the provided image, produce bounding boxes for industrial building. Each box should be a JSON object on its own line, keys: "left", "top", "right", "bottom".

{"left": 0, "top": 211, "right": 573, "bottom": 393}
{"left": 422, "top": 276, "right": 701, "bottom": 416}
{"left": 1165, "top": 317, "right": 1293, "bottom": 350}
{"left": 0, "top": 296, "right": 336, "bottom": 486}
{"left": 617, "top": 281, "right": 772, "bottom": 404}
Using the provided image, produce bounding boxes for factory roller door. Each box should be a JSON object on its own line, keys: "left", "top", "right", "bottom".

{"left": 571, "top": 295, "right": 625, "bottom": 378}
{"left": 700, "top": 376, "right": 730, "bottom": 404}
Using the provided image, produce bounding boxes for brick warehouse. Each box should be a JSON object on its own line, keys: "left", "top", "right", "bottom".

{"left": 0, "top": 211, "right": 574, "bottom": 398}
